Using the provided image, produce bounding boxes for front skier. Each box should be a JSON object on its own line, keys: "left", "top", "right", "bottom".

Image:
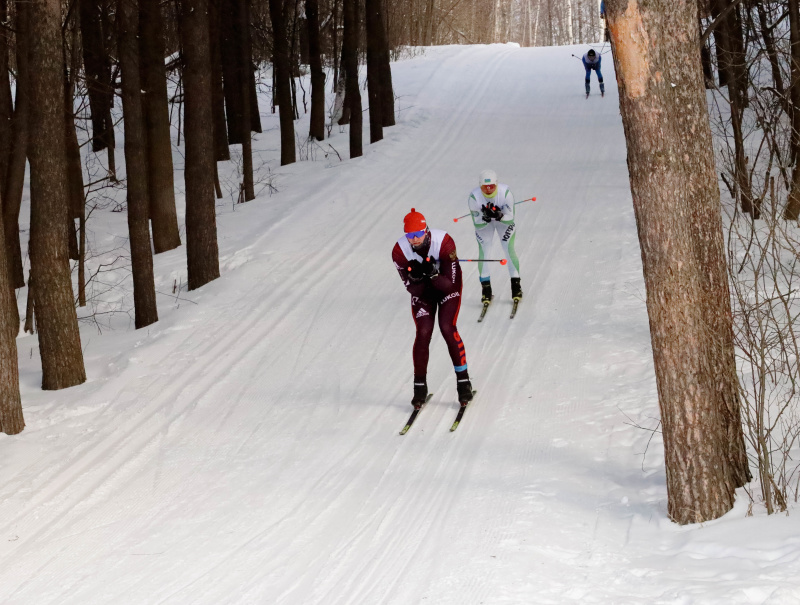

{"left": 392, "top": 208, "right": 474, "bottom": 408}
{"left": 467, "top": 169, "right": 522, "bottom": 304}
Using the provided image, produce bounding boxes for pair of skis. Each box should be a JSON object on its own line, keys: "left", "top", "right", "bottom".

{"left": 479, "top": 297, "right": 521, "bottom": 322}
{"left": 399, "top": 391, "right": 476, "bottom": 435}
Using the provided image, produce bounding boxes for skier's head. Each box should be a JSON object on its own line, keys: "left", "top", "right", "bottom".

{"left": 479, "top": 169, "right": 498, "bottom": 196}
{"left": 404, "top": 208, "right": 430, "bottom": 250}
{"left": 587, "top": 49, "right": 596, "bottom": 58}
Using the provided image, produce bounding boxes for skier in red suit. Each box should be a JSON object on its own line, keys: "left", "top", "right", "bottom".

{"left": 392, "top": 208, "right": 474, "bottom": 408}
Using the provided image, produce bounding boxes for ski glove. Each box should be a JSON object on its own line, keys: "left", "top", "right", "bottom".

{"left": 407, "top": 257, "right": 438, "bottom": 281}
{"left": 482, "top": 203, "right": 504, "bottom": 222}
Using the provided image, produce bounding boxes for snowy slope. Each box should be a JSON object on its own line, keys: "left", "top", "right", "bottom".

{"left": 2, "top": 43, "right": 800, "bottom": 604}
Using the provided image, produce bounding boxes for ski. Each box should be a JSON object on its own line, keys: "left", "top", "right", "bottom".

{"left": 450, "top": 390, "right": 477, "bottom": 432}
{"left": 510, "top": 298, "right": 521, "bottom": 319}
{"left": 478, "top": 298, "right": 492, "bottom": 322}
{"left": 399, "top": 393, "right": 434, "bottom": 435}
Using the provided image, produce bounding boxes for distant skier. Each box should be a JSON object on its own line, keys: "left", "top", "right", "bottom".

{"left": 392, "top": 208, "right": 474, "bottom": 408}
{"left": 467, "top": 169, "right": 522, "bottom": 303}
{"left": 582, "top": 49, "right": 605, "bottom": 98}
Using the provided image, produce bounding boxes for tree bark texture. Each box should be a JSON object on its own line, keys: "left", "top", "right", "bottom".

{"left": 220, "top": 0, "right": 261, "bottom": 145}
{"left": 343, "top": 0, "right": 362, "bottom": 158}
{"left": 238, "top": 0, "right": 254, "bottom": 200}
{"left": 0, "top": 187, "right": 23, "bottom": 435}
{"left": 181, "top": 0, "right": 221, "bottom": 290}
{"left": 268, "top": 0, "right": 297, "bottom": 165}
{"left": 79, "top": 0, "right": 114, "bottom": 153}
{"left": 784, "top": 0, "right": 800, "bottom": 219}
{"left": 208, "top": 0, "right": 231, "bottom": 161}
{"left": 4, "top": 0, "right": 29, "bottom": 289}
{"left": 606, "top": 0, "right": 749, "bottom": 524}
{"left": 140, "top": 0, "right": 182, "bottom": 253}
{"left": 28, "top": 0, "right": 86, "bottom": 389}
{"left": 306, "top": 0, "right": 326, "bottom": 141}
{"left": 0, "top": 0, "right": 12, "bottom": 195}
{"left": 365, "top": 0, "right": 384, "bottom": 143}
{"left": 119, "top": 0, "right": 159, "bottom": 328}
{"left": 377, "top": 0, "right": 395, "bottom": 128}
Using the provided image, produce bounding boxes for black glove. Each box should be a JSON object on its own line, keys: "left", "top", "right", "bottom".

{"left": 482, "top": 203, "right": 504, "bottom": 222}
{"left": 407, "top": 257, "right": 437, "bottom": 282}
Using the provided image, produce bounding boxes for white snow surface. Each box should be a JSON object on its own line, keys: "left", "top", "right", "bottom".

{"left": 2, "top": 43, "right": 800, "bottom": 604}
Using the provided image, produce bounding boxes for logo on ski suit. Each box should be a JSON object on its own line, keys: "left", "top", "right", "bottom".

{"left": 441, "top": 291, "right": 460, "bottom": 304}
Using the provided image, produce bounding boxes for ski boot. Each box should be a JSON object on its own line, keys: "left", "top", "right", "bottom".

{"left": 585, "top": 80, "right": 591, "bottom": 99}
{"left": 411, "top": 378, "right": 428, "bottom": 409}
{"left": 600, "top": 79, "right": 605, "bottom": 98}
{"left": 481, "top": 280, "right": 493, "bottom": 304}
{"left": 511, "top": 277, "right": 523, "bottom": 301}
{"left": 457, "top": 377, "right": 474, "bottom": 405}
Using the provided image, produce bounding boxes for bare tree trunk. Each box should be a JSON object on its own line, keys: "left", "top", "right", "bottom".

{"left": 785, "top": 0, "right": 800, "bottom": 220}
{"left": 0, "top": 0, "right": 12, "bottom": 195}
{"left": 269, "top": 0, "right": 297, "bottom": 165}
{"left": 606, "top": 0, "right": 749, "bottom": 524}
{"left": 307, "top": 0, "right": 326, "bottom": 141}
{"left": 0, "top": 187, "right": 22, "bottom": 435}
{"left": 119, "top": 0, "right": 159, "bottom": 328}
{"left": 343, "top": 0, "right": 362, "bottom": 158}
{"left": 181, "top": 0, "right": 221, "bottom": 290}
{"left": 365, "top": 0, "right": 383, "bottom": 143}
{"left": 79, "top": 0, "right": 115, "bottom": 160}
{"left": 208, "top": 0, "right": 231, "bottom": 161}
{"left": 3, "top": 0, "right": 29, "bottom": 290}
{"left": 28, "top": 0, "right": 86, "bottom": 389}
{"left": 375, "top": 0, "right": 395, "bottom": 127}
{"left": 140, "top": 0, "right": 182, "bottom": 253}
{"left": 239, "top": 0, "right": 254, "bottom": 201}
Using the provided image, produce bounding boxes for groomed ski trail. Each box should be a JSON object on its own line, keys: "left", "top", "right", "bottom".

{"left": 3, "top": 44, "right": 788, "bottom": 605}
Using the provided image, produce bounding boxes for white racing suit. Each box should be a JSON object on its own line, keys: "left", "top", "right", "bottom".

{"left": 467, "top": 184, "right": 520, "bottom": 281}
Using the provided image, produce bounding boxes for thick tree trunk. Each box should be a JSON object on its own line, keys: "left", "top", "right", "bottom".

{"left": 140, "top": 0, "right": 182, "bottom": 253}
{"left": 306, "top": 0, "right": 325, "bottom": 141}
{"left": 0, "top": 187, "right": 22, "bottom": 435}
{"left": 365, "top": 0, "right": 383, "bottom": 143}
{"left": 79, "top": 0, "right": 114, "bottom": 154}
{"left": 376, "top": 0, "right": 395, "bottom": 128}
{"left": 181, "top": 0, "right": 221, "bottom": 289}
{"left": 3, "top": 0, "right": 29, "bottom": 290}
{"left": 238, "top": 0, "right": 254, "bottom": 200}
{"left": 28, "top": 0, "right": 86, "bottom": 389}
{"left": 0, "top": 0, "right": 12, "bottom": 195}
{"left": 343, "top": 0, "right": 362, "bottom": 158}
{"left": 269, "top": 0, "right": 297, "bottom": 165}
{"left": 606, "top": 0, "right": 749, "bottom": 524}
{"left": 208, "top": 0, "right": 231, "bottom": 161}
{"left": 119, "top": 0, "right": 159, "bottom": 328}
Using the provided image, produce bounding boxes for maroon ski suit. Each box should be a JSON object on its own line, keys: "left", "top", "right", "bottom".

{"left": 392, "top": 229, "right": 468, "bottom": 377}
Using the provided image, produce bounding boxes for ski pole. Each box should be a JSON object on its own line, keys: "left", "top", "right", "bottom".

{"left": 453, "top": 196, "right": 537, "bottom": 222}
{"left": 458, "top": 259, "right": 507, "bottom": 265}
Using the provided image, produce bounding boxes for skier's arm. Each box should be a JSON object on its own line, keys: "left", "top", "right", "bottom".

{"left": 430, "top": 235, "right": 460, "bottom": 294}
{"left": 468, "top": 192, "right": 487, "bottom": 228}
{"left": 392, "top": 242, "right": 426, "bottom": 296}
{"left": 499, "top": 188, "right": 515, "bottom": 224}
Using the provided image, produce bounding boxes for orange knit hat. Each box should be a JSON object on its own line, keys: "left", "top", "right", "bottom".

{"left": 403, "top": 208, "right": 427, "bottom": 233}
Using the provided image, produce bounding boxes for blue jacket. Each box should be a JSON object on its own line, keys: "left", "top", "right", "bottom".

{"left": 582, "top": 54, "right": 601, "bottom": 71}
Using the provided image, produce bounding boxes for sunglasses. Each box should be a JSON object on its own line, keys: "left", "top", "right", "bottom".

{"left": 405, "top": 230, "right": 426, "bottom": 240}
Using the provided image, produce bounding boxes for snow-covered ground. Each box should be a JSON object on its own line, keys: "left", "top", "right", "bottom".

{"left": 2, "top": 43, "right": 800, "bottom": 604}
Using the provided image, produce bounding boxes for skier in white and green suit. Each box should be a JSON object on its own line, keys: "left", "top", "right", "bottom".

{"left": 467, "top": 169, "right": 522, "bottom": 303}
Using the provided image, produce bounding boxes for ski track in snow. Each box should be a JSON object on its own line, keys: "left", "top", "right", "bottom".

{"left": 2, "top": 44, "right": 800, "bottom": 604}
